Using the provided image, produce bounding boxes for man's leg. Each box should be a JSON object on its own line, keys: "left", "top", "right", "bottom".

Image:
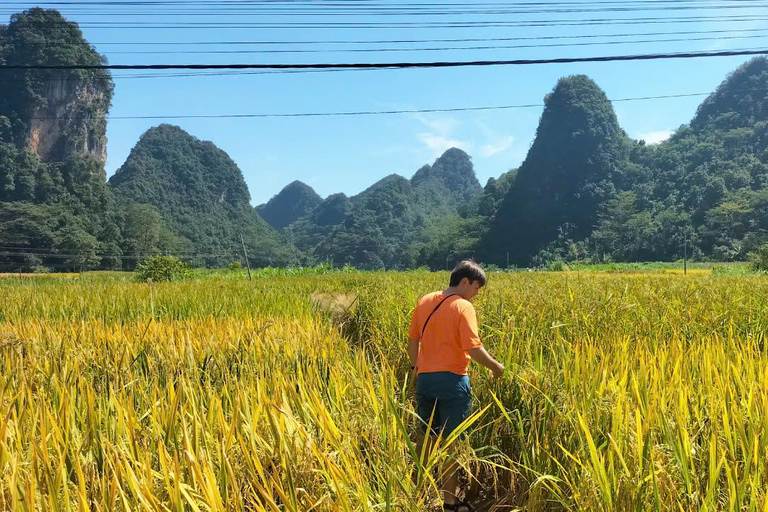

{"left": 416, "top": 395, "right": 438, "bottom": 458}
{"left": 440, "top": 455, "right": 461, "bottom": 506}
{"left": 417, "top": 373, "right": 472, "bottom": 510}
{"left": 416, "top": 430, "right": 436, "bottom": 461}
{"left": 438, "top": 376, "right": 472, "bottom": 510}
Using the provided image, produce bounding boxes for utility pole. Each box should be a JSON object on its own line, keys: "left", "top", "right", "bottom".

{"left": 683, "top": 227, "right": 688, "bottom": 276}
{"left": 506, "top": 252, "right": 510, "bottom": 270}
{"left": 240, "top": 233, "right": 252, "bottom": 281}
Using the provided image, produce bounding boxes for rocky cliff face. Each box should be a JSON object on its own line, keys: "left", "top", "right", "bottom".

{"left": 26, "top": 77, "right": 109, "bottom": 162}
{"left": 0, "top": 9, "right": 113, "bottom": 164}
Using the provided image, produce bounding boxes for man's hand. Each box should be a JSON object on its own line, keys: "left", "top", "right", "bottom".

{"left": 406, "top": 364, "right": 419, "bottom": 396}
{"left": 490, "top": 362, "right": 505, "bottom": 380}
{"left": 468, "top": 347, "right": 505, "bottom": 381}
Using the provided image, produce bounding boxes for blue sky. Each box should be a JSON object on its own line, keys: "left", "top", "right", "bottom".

{"left": 6, "top": 1, "right": 768, "bottom": 205}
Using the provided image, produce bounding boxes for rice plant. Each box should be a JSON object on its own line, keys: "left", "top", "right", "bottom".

{"left": 0, "top": 271, "right": 766, "bottom": 511}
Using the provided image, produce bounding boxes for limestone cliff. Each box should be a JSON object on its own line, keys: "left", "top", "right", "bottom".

{"left": 0, "top": 8, "right": 113, "bottom": 163}
{"left": 21, "top": 76, "right": 109, "bottom": 162}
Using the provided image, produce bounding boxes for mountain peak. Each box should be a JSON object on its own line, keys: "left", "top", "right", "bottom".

{"left": 256, "top": 180, "right": 322, "bottom": 230}
{"left": 692, "top": 56, "right": 768, "bottom": 130}
{"left": 310, "top": 192, "right": 351, "bottom": 227}
{"left": 411, "top": 147, "right": 481, "bottom": 205}
{"left": 0, "top": 8, "right": 113, "bottom": 163}
{"left": 109, "top": 124, "right": 295, "bottom": 266}
{"left": 436, "top": 147, "right": 471, "bottom": 161}
{"left": 481, "top": 75, "right": 628, "bottom": 265}
{"left": 284, "top": 180, "right": 315, "bottom": 192}
{"left": 111, "top": 124, "right": 252, "bottom": 206}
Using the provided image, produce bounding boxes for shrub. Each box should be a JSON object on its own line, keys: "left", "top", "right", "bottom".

{"left": 546, "top": 260, "right": 569, "bottom": 272}
{"left": 135, "top": 256, "right": 191, "bottom": 282}
{"left": 748, "top": 243, "right": 768, "bottom": 272}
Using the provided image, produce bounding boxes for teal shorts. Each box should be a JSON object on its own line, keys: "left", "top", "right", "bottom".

{"left": 416, "top": 372, "right": 472, "bottom": 437}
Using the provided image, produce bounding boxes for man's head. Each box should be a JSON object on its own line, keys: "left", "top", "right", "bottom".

{"left": 449, "top": 260, "right": 487, "bottom": 301}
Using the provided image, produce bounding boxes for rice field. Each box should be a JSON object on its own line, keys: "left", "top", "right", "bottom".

{"left": 0, "top": 270, "right": 767, "bottom": 511}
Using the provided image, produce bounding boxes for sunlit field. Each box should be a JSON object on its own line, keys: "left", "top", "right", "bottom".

{"left": 0, "top": 269, "right": 766, "bottom": 511}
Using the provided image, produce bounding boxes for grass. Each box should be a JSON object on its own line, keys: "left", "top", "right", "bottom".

{"left": 565, "top": 261, "right": 747, "bottom": 273}
{"left": 0, "top": 270, "right": 766, "bottom": 510}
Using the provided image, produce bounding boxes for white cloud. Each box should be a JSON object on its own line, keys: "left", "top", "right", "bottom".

{"left": 410, "top": 113, "right": 471, "bottom": 157}
{"left": 409, "top": 114, "right": 513, "bottom": 158}
{"left": 417, "top": 133, "right": 471, "bottom": 157}
{"left": 702, "top": 17, "right": 768, "bottom": 51}
{"left": 473, "top": 120, "right": 516, "bottom": 157}
{"left": 413, "top": 113, "right": 459, "bottom": 135}
{"left": 638, "top": 130, "right": 673, "bottom": 145}
{"left": 479, "top": 136, "right": 515, "bottom": 157}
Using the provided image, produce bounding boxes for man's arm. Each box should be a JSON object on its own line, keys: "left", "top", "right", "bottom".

{"left": 408, "top": 338, "right": 420, "bottom": 367}
{"left": 468, "top": 347, "right": 505, "bottom": 379}
{"left": 459, "top": 303, "right": 505, "bottom": 379}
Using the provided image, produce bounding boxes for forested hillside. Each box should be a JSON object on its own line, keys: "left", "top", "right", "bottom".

{"left": 0, "top": 8, "right": 118, "bottom": 272}
{"left": 109, "top": 125, "right": 298, "bottom": 267}
{"left": 285, "top": 148, "right": 482, "bottom": 269}
{"left": 4, "top": 7, "right": 768, "bottom": 270}
{"left": 473, "top": 58, "right": 768, "bottom": 266}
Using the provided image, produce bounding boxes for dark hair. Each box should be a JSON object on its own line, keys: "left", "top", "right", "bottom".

{"left": 449, "top": 260, "right": 487, "bottom": 287}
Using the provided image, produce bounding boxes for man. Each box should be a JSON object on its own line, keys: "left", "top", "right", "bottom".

{"left": 408, "top": 260, "right": 505, "bottom": 512}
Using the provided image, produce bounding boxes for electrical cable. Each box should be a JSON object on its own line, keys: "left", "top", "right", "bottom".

{"left": 4, "top": 46, "right": 768, "bottom": 71}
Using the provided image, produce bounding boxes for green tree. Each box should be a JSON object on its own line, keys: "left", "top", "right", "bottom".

{"left": 55, "top": 225, "right": 100, "bottom": 271}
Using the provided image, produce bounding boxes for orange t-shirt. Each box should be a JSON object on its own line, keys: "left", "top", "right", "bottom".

{"left": 408, "top": 291, "right": 483, "bottom": 376}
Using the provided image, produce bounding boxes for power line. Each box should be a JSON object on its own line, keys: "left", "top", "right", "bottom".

{"left": 19, "top": 86, "right": 768, "bottom": 122}
{"left": 7, "top": 3, "right": 768, "bottom": 16}
{"left": 0, "top": 244, "right": 420, "bottom": 258}
{"left": 0, "top": 243, "right": 241, "bottom": 254}
{"left": 0, "top": 68, "right": 382, "bottom": 86}
{"left": 3, "top": 42, "right": 768, "bottom": 84}
{"left": 1, "top": 33, "right": 751, "bottom": 66}
{"left": 6, "top": 1, "right": 767, "bottom": 4}
{"left": 5, "top": 0, "right": 766, "bottom": 7}
{"left": 11, "top": 26, "right": 768, "bottom": 46}
{"left": 3, "top": 47, "right": 768, "bottom": 71}
{"left": 81, "top": 33, "right": 768, "bottom": 55}
{"left": 5, "top": 0, "right": 768, "bottom": 9}
{"left": 0, "top": 250, "right": 241, "bottom": 259}
{"left": 0, "top": 68, "right": 389, "bottom": 86}
{"left": 6, "top": 1, "right": 766, "bottom": 6}
{"left": 10, "top": 13, "right": 768, "bottom": 29}
{"left": 0, "top": 244, "right": 250, "bottom": 259}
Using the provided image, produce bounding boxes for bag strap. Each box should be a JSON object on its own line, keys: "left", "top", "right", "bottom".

{"left": 421, "top": 293, "right": 458, "bottom": 338}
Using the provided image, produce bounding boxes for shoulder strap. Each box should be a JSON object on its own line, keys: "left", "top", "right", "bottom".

{"left": 421, "top": 294, "right": 458, "bottom": 338}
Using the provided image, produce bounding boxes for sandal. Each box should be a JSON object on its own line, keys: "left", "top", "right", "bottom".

{"left": 443, "top": 500, "right": 474, "bottom": 512}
